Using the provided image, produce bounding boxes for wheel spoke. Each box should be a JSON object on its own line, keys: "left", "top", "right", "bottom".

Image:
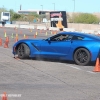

{"left": 79, "top": 58, "right": 84, "bottom": 63}
{"left": 77, "top": 51, "right": 82, "bottom": 59}
{"left": 18, "top": 45, "right": 25, "bottom": 57}
{"left": 83, "top": 56, "right": 88, "bottom": 61}
{"left": 76, "top": 50, "right": 88, "bottom": 63}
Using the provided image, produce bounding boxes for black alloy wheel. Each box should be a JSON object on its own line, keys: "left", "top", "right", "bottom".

{"left": 74, "top": 48, "right": 91, "bottom": 66}
{"left": 17, "top": 43, "right": 30, "bottom": 59}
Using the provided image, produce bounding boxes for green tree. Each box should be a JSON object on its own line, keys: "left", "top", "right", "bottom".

{"left": 67, "top": 13, "right": 73, "bottom": 23}
{"left": 9, "top": 9, "right": 16, "bottom": 21}
{"left": 39, "top": 14, "right": 46, "bottom": 22}
{"left": 30, "top": 12, "right": 39, "bottom": 18}
{"left": 0, "top": 7, "right": 7, "bottom": 12}
{"left": 73, "top": 13, "right": 99, "bottom": 24}
{"left": 25, "top": 12, "right": 39, "bottom": 22}
{"left": 11, "top": 13, "right": 21, "bottom": 21}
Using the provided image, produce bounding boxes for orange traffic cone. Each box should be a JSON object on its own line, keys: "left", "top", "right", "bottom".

{"left": 0, "top": 38, "right": 2, "bottom": 46}
{"left": 15, "top": 36, "right": 18, "bottom": 42}
{"left": 93, "top": 58, "right": 100, "bottom": 72}
{"left": 2, "top": 92, "right": 7, "bottom": 100}
{"left": 52, "top": 31, "right": 54, "bottom": 34}
{"left": 6, "top": 37, "right": 9, "bottom": 43}
{"left": 20, "top": 30, "right": 22, "bottom": 34}
{"left": 34, "top": 34, "right": 36, "bottom": 38}
{"left": 4, "top": 41, "right": 8, "bottom": 48}
{"left": 4, "top": 37, "right": 9, "bottom": 48}
{"left": 25, "top": 36, "right": 28, "bottom": 39}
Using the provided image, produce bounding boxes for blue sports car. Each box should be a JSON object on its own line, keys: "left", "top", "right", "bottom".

{"left": 12, "top": 31, "right": 100, "bottom": 66}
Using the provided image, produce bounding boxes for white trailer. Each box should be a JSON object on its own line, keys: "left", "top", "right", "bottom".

{"left": 0, "top": 12, "right": 10, "bottom": 25}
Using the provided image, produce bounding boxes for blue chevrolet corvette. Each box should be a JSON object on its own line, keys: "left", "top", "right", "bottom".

{"left": 12, "top": 31, "right": 100, "bottom": 66}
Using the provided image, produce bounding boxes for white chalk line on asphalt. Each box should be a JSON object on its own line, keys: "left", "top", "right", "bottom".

{"left": 62, "top": 63, "right": 96, "bottom": 74}
{"left": 86, "top": 71, "right": 96, "bottom": 74}
{"left": 68, "top": 65, "right": 82, "bottom": 70}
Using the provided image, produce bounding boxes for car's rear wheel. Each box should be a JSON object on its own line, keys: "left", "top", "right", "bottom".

{"left": 74, "top": 48, "right": 91, "bottom": 66}
{"left": 17, "top": 43, "right": 30, "bottom": 59}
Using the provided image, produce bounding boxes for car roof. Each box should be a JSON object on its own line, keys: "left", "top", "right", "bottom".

{"left": 58, "top": 31, "right": 100, "bottom": 40}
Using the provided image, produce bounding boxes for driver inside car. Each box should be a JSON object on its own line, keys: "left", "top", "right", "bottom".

{"left": 59, "top": 35, "right": 68, "bottom": 41}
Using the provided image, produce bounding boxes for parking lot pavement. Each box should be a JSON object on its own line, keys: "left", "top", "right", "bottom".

{"left": 0, "top": 27, "right": 100, "bottom": 100}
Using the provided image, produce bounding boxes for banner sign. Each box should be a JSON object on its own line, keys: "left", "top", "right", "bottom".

{"left": 50, "top": 11, "right": 67, "bottom": 28}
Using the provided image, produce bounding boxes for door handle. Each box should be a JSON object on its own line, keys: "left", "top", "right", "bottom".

{"left": 71, "top": 40, "right": 73, "bottom": 43}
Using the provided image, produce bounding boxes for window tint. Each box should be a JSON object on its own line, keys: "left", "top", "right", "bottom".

{"left": 72, "top": 36, "right": 84, "bottom": 40}
{"left": 50, "top": 34, "right": 70, "bottom": 41}
{"left": 67, "top": 35, "right": 73, "bottom": 40}
{"left": 46, "top": 34, "right": 75, "bottom": 41}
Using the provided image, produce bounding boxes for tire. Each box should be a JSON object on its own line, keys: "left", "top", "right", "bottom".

{"left": 74, "top": 48, "right": 91, "bottom": 66}
{"left": 17, "top": 43, "right": 30, "bottom": 59}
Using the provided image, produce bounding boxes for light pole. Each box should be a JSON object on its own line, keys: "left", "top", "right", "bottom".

{"left": 72, "top": 0, "right": 75, "bottom": 23}
{"left": 15, "top": 1, "right": 16, "bottom": 12}
{"left": 2, "top": 5, "right": 4, "bottom": 12}
{"left": 73, "top": 0, "right": 75, "bottom": 12}
{"left": 40, "top": 5, "right": 43, "bottom": 11}
{"left": 40, "top": 5, "right": 43, "bottom": 23}
{"left": 52, "top": 3, "right": 55, "bottom": 11}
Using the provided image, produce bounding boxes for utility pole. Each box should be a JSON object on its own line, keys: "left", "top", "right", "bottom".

{"left": 52, "top": 3, "right": 55, "bottom": 11}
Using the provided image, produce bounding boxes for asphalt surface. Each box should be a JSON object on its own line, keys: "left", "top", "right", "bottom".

{"left": 0, "top": 27, "right": 100, "bottom": 100}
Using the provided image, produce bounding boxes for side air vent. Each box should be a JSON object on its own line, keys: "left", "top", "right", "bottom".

{"left": 31, "top": 43, "right": 40, "bottom": 51}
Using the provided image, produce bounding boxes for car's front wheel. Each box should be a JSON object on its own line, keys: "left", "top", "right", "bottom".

{"left": 17, "top": 43, "right": 30, "bottom": 59}
{"left": 74, "top": 48, "right": 91, "bottom": 66}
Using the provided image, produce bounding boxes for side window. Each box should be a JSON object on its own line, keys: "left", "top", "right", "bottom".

{"left": 72, "top": 36, "right": 84, "bottom": 40}
{"left": 67, "top": 35, "right": 73, "bottom": 40}
{"left": 58, "top": 34, "right": 69, "bottom": 41}
{"left": 50, "top": 34, "right": 69, "bottom": 41}
{"left": 50, "top": 34, "right": 61, "bottom": 41}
